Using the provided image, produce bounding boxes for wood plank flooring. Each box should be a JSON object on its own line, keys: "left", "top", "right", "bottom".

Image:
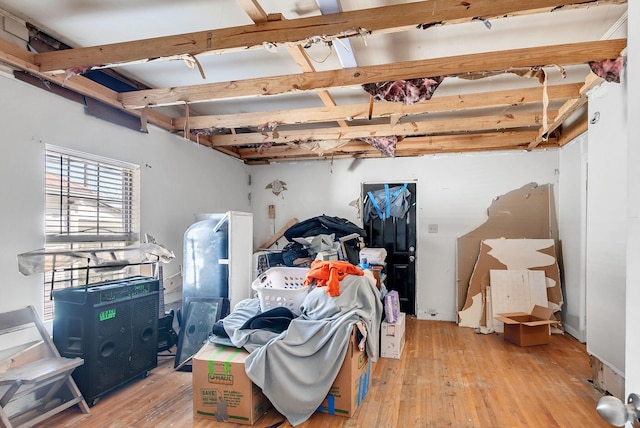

{"left": 36, "top": 318, "right": 610, "bottom": 427}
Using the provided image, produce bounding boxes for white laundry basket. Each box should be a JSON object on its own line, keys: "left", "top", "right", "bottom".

{"left": 251, "top": 267, "right": 310, "bottom": 315}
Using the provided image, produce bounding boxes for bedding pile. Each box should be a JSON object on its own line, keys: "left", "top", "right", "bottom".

{"left": 211, "top": 272, "right": 382, "bottom": 426}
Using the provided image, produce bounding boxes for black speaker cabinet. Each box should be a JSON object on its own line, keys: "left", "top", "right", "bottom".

{"left": 53, "top": 276, "right": 159, "bottom": 406}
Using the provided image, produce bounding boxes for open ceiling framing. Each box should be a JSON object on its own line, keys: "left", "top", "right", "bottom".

{"left": 0, "top": 0, "right": 628, "bottom": 164}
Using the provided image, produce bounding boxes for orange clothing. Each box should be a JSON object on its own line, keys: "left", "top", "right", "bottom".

{"left": 303, "top": 260, "right": 363, "bottom": 297}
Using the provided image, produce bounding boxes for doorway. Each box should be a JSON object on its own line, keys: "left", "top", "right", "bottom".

{"left": 362, "top": 182, "right": 417, "bottom": 314}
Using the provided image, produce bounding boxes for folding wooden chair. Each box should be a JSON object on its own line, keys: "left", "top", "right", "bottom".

{"left": 0, "top": 305, "right": 89, "bottom": 427}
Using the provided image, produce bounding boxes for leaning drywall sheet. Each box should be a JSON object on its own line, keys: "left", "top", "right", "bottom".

{"left": 458, "top": 238, "right": 563, "bottom": 330}
{"left": 456, "top": 182, "right": 558, "bottom": 312}
{"left": 488, "top": 269, "right": 548, "bottom": 333}
{"left": 458, "top": 244, "right": 505, "bottom": 328}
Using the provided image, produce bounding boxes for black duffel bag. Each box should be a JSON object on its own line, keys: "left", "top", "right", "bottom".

{"left": 283, "top": 215, "right": 366, "bottom": 241}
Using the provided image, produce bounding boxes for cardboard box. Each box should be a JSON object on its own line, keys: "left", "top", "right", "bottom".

{"left": 494, "top": 305, "right": 558, "bottom": 346}
{"left": 369, "top": 266, "right": 383, "bottom": 288}
{"left": 317, "top": 326, "right": 371, "bottom": 418}
{"left": 192, "top": 343, "right": 271, "bottom": 425}
{"left": 380, "top": 312, "right": 406, "bottom": 359}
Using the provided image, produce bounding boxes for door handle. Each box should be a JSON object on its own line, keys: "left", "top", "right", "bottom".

{"left": 409, "top": 255, "right": 415, "bottom": 262}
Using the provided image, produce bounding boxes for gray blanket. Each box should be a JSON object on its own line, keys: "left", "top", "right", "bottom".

{"left": 244, "top": 273, "right": 382, "bottom": 426}
{"left": 211, "top": 298, "right": 285, "bottom": 352}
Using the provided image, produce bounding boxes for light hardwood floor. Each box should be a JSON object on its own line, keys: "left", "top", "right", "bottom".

{"left": 36, "top": 317, "right": 610, "bottom": 427}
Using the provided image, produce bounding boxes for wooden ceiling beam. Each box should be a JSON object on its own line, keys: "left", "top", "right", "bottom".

{"left": 235, "top": 0, "right": 269, "bottom": 23}
{"left": 287, "top": 44, "right": 350, "bottom": 128}
{"left": 34, "top": 0, "right": 624, "bottom": 73}
{"left": 173, "top": 83, "right": 582, "bottom": 130}
{"left": 234, "top": 0, "right": 351, "bottom": 130}
{"left": 0, "top": 38, "right": 36, "bottom": 71}
{"left": 0, "top": 39, "right": 174, "bottom": 131}
{"left": 242, "top": 140, "right": 561, "bottom": 164}
{"left": 208, "top": 110, "right": 556, "bottom": 147}
{"left": 401, "top": 131, "right": 545, "bottom": 151}
{"left": 529, "top": 72, "right": 604, "bottom": 148}
{"left": 237, "top": 130, "right": 558, "bottom": 161}
{"left": 119, "top": 39, "right": 625, "bottom": 108}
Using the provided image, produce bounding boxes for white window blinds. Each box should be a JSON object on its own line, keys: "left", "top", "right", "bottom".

{"left": 45, "top": 147, "right": 139, "bottom": 243}
{"left": 44, "top": 146, "right": 140, "bottom": 319}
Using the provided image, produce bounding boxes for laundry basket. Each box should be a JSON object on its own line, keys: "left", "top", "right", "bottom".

{"left": 251, "top": 267, "right": 310, "bottom": 315}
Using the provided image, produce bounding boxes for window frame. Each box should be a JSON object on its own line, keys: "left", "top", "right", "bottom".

{"left": 43, "top": 145, "right": 141, "bottom": 320}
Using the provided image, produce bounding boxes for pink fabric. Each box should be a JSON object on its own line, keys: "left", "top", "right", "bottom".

{"left": 362, "top": 76, "right": 445, "bottom": 105}
{"left": 589, "top": 57, "right": 624, "bottom": 83}
{"left": 257, "top": 141, "right": 273, "bottom": 153}
{"left": 359, "top": 136, "right": 398, "bottom": 157}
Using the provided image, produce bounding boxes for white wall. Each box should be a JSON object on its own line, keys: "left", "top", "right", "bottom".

{"left": 249, "top": 151, "right": 559, "bottom": 321}
{"left": 558, "top": 134, "right": 588, "bottom": 341}
{"left": 626, "top": 0, "right": 640, "bottom": 399}
{"left": 586, "top": 79, "right": 628, "bottom": 375}
{"left": 0, "top": 73, "right": 250, "bottom": 316}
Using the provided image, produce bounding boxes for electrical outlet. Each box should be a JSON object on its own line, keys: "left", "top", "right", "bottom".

{"left": 428, "top": 224, "right": 438, "bottom": 233}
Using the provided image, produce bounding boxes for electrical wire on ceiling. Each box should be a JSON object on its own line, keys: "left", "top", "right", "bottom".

{"left": 305, "top": 41, "right": 334, "bottom": 64}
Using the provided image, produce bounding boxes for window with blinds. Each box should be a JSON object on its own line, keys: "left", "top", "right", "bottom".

{"left": 44, "top": 146, "right": 140, "bottom": 320}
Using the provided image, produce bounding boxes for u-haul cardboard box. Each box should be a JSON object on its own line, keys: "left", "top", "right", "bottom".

{"left": 494, "top": 305, "right": 558, "bottom": 347}
{"left": 192, "top": 343, "right": 271, "bottom": 425}
{"left": 317, "top": 326, "right": 371, "bottom": 418}
{"left": 381, "top": 312, "right": 406, "bottom": 359}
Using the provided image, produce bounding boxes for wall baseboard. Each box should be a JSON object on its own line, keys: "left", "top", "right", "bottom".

{"left": 563, "top": 324, "right": 585, "bottom": 343}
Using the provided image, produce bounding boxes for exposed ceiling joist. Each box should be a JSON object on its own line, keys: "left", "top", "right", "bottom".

{"left": 117, "top": 39, "right": 625, "bottom": 108}
{"left": 0, "top": 0, "right": 626, "bottom": 164}
{"left": 33, "top": 0, "right": 624, "bottom": 73}
{"left": 172, "top": 83, "right": 582, "bottom": 130}
{"left": 237, "top": 130, "right": 559, "bottom": 163}
{"left": 208, "top": 110, "right": 556, "bottom": 147}
{"left": 235, "top": 0, "right": 352, "bottom": 129}
{"left": 285, "top": 44, "right": 350, "bottom": 128}
{"left": 235, "top": 0, "right": 269, "bottom": 23}
{"left": 529, "top": 71, "right": 604, "bottom": 148}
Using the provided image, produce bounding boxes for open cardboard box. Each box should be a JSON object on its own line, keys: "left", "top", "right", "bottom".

{"left": 494, "top": 305, "right": 558, "bottom": 346}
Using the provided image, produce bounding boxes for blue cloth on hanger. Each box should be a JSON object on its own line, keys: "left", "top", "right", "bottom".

{"left": 364, "top": 184, "right": 411, "bottom": 222}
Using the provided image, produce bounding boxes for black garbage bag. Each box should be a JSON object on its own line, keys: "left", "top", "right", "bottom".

{"left": 283, "top": 215, "right": 366, "bottom": 241}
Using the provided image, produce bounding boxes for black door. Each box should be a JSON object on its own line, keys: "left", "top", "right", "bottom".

{"left": 362, "top": 182, "right": 417, "bottom": 314}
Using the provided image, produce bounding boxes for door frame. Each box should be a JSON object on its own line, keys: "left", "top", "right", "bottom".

{"left": 361, "top": 180, "right": 418, "bottom": 314}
